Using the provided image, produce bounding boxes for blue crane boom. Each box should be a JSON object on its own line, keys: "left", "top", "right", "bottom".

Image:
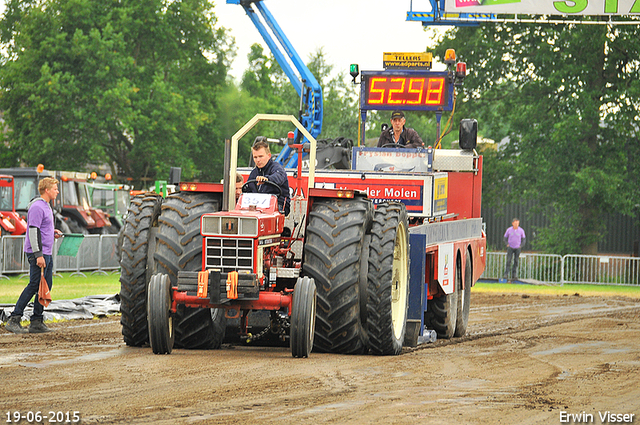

{"left": 227, "top": 0, "right": 323, "bottom": 167}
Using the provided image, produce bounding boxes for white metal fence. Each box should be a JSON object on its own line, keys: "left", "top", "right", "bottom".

{"left": 482, "top": 252, "right": 640, "bottom": 286}
{"left": 2, "top": 236, "right": 638, "bottom": 286}
{"left": 0, "top": 235, "right": 119, "bottom": 279}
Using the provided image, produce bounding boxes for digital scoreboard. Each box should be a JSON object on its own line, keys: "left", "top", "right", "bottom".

{"left": 360, "top": 71, "right": 453, "bottom": 112}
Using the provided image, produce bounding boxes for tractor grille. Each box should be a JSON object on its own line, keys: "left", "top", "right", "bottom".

{"left": 205, "top": 237, "right": 253, "bottom": 274}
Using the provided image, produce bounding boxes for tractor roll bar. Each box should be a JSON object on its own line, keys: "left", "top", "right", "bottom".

{"left": 227, "top": 114, "right": 317, "bottom": 211}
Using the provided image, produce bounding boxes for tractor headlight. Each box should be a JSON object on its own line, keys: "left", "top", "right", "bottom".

{"left": 202, "top": 215, "right": 258, "bottom": 237}
{"left": 202, "top": 216, "right": 221, "bottom": 235}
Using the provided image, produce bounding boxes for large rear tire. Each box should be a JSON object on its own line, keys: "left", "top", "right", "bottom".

{"left": 303, "top": 198, "right": 373, "bottom": 354}
{"left": 454, "top": 252, "right": 472, "bottom": 337}
{"left": 148, "top": 273, "right": 175, "bottom": 354}
{"left": 366, "top": 203, "right": 410, "bottom": 355}
{"left": 290, "top": 276, "right": 317, "bottom": 358}
{"left": 119, "top": 193, "right": 163, "bottom": 346}
{"left": 154, "top": 192, "right": 226, "bottom": 349}
{"left": 426, "top": 257, "right": 460, "bottom": 339}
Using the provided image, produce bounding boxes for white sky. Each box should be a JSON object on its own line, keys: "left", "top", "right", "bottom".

{"left": 213, "top": 0, "right": 445, "bottom": 81}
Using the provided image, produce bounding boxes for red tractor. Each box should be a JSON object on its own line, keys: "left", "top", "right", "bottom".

{"left": 54, "top": 171, "right": 115, "bottom": 234}
{"left": 122, "top": 105, "right": 485, "bottom": 359}
{"left": 121, "top": 46, "right": 487, "bottom": 357}
{"left": 120, "top": 114, "right": 412, "bottom": 357}
{"left": 0, "top": 175, "right": 28, "bottom": 236}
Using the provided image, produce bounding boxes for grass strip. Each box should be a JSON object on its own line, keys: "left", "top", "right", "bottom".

{"left": 0, "top": 272, "right": 121, "bottom": 304}
{"left": 475, "top": 280, "right": 640, "bottom": 298}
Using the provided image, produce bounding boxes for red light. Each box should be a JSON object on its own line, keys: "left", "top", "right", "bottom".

{"left": 456, "top": 62, "right": 467, "bottom": 77}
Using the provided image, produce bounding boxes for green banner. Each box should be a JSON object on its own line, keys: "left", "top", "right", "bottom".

{"left": 445, "top": 0, "right": 640, "bottom": 15}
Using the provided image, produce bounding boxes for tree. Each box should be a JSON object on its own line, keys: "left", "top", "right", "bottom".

{"left": 434, "top": 20, "right": 640, "bottom": 255}
{"left": 0, "top": 0, "right": 234, "bottom": 187}
{"left": 306, "top": 49, "right": 359, "bottom": 142}
{"left": 237, "top": 46, "right": 362, "bottom": 161}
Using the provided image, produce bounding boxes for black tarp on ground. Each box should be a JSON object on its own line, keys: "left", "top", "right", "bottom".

{"left": 0, "top": 294, "right": 120, "bottom": 324}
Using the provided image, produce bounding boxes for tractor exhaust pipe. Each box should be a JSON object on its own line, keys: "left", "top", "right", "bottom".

{"left": 222, "top": 138, "right": 231, "bottom": 212}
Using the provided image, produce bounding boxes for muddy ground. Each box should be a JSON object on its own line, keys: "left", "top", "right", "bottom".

{"left": 1, "top": 291, "right": 639, "bottom": 424}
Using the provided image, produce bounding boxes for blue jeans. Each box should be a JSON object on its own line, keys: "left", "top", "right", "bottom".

{"left": 11, "top": 254, "right": 53, "bottom": 321}
{"left": 504, "top": 247, "right": 521, "bottom": 280}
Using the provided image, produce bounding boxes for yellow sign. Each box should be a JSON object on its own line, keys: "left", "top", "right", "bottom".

{"left": 433, "top": 176, "right": 448, "bottom": 215}
{"left": 434, "top": 176, "right": 448, "bottom": 200}
{"left": 383, "top": 52, "right": 433, "bottom": 70}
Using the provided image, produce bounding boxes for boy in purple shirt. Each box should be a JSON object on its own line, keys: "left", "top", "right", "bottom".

{"left": 6, "top": 177, "right": 63, "bottom": 334}
{"left": 503, "top": 218, "right": 526, "bottom": 282}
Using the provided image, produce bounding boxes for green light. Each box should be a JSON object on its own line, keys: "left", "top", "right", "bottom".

{"left": 350, "top": 64, "right": 359, "bottom": 83}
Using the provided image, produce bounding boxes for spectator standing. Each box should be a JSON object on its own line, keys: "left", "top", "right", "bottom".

{"left": 6, "top": 177, "right": 63, "bottom": 333}
{"left": 503, "top": 218, "right": 526, "bottom": 282}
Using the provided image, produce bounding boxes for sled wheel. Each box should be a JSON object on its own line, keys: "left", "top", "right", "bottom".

{"left": 147, "top": 273, "right": 175, "bottom": 354}
{"left": 454, "top": 252, "right": 472, "bottom": 337}
{"left": 291, "top": 276, "right": 317, "bottom": 358}
{"left": 426, "top": 257, "right": 460, "bottom": 339}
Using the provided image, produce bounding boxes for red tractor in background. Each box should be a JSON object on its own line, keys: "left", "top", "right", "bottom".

{"left": 53, "top": 170, "right": 115, "bottom": 234}
{"left": 0, "top": 167, "right": 114, "bottom": 235}
{"left": 0, "top": 175, "right": 28, "bottom": 236}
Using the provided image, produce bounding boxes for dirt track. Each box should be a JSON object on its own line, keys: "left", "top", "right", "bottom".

{"left": 2, "top": 292, "right": 640, "bottom": 424}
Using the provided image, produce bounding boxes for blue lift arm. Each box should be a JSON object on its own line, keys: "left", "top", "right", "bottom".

{"left": 227, "top": 0, "right": 323, "bottom": 168}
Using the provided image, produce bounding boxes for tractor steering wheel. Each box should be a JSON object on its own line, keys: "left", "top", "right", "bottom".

{"left": 381, "top": 143, "right": 408, "bottom": 149}
{"left": 242, "top": 179, "right": 283, "bottom": 197}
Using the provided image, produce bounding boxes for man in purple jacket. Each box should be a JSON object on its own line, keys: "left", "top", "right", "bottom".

{"left": 503, "top": 218, "right": 526, "bottom": 282}
{"left": 5, "top": 177, "right": 63, "bottom": 334}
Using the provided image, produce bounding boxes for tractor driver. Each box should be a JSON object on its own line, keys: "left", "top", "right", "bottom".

{"left": 377, "top": 110, "right": 424, "bottom": 149}
{"left": 245, "top": 139, "right": 291, "bottom": 216}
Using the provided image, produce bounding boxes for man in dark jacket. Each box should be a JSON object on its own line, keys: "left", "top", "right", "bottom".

{"left": 377, "top": 110, "right": 424, "bottom": 148}
{"left": 246, "top": 139, "right": 291, "bottom": 215}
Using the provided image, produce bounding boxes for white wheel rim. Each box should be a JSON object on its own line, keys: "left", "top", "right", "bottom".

{"left": 391, "top": 222, "right": 408, "bottom": 339}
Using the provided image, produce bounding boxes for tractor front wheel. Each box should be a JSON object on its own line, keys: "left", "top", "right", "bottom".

{"left": 147, "top": 273, "right": 175, "bottom": 354}
{"left": 290, "top": 276, "right": 317, "bottom": 358}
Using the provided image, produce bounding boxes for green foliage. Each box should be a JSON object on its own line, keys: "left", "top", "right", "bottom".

{"left": 435, "top": 22, "right": 640, "bottom": 255}
{"left": 0, "top": 0, "right": 234, "bottom": 187}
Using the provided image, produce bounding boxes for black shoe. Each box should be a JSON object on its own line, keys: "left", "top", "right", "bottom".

{"left": 5, "top": 316, "right": 28, "bottom": 334}
{"left": 29, "top": 318, "right": 52, "bottom": 333}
